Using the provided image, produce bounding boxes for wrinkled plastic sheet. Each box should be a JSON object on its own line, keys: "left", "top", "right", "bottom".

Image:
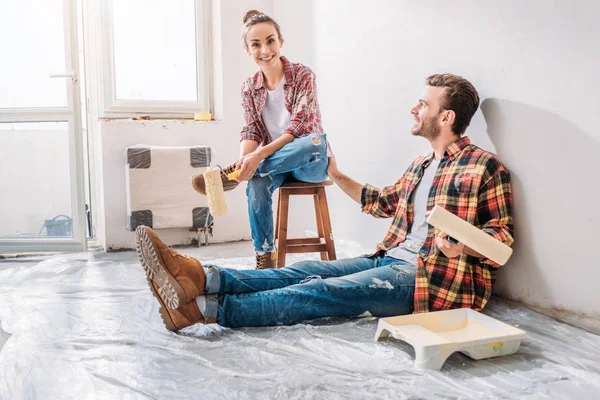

{"left": 1, "top": 249, "right": 600, "bottom": 399}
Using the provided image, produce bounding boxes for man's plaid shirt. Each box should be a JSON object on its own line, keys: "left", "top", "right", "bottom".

{"left": 361, "top": 137, "right": 514, "bottom": 313}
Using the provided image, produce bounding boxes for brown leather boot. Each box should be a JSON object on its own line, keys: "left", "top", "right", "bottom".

{"left": 191, "top": 163, "right": 239, "bottom": 195}
{"left": 256, "top": 251, "right": 278, "bottom": 269}
{"left": 135, "top": 226, "right": 206, "bottom": 309}
{"left": 148, "top": 281, "right": 213, "bottom": 332}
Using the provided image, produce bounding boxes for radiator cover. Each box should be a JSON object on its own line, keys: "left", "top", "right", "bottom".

{"left": 125, "top": 145, "right": 213, "bottom": 231}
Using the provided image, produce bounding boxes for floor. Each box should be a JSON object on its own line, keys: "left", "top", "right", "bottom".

{"left": 1, "top": 241, "right": 599, "bottom": 399}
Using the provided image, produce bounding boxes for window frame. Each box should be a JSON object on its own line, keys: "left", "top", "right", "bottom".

{"left": 98, "top": 0, "right": 212, "bottom": 118}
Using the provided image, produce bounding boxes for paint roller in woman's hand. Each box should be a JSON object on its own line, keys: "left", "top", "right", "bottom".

{"left": 202, "top": 167, "right": 242, "bottom": 217}
{"left": 426, "top": 205, "right": 513, "bottom": 265}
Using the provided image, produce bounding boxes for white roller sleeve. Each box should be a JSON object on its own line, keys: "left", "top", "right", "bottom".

{"left": 203, "top": 168, "right": 227, "bottom": 217}
{"left": 426, "top": 205, "right": 513, "bottom": 265}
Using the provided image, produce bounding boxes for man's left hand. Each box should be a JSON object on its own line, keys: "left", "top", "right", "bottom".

{"left": 436, "top": 232, "right": 465, "bottom": 258}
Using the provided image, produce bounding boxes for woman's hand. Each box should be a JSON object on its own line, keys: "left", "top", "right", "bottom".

{"left": 235, "top": 151, "right": 263, "bottom": 181}
{"left": 436, "top": 232, "right": 465, "bottom": 259}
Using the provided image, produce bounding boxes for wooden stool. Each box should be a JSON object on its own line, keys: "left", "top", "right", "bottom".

{"left": 275, "top": 180, "right": 337, "bottom": 268}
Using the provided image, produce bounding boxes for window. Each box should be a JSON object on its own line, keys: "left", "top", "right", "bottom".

{"left": 98, "top": 0, "right": 211, "bottom": 116}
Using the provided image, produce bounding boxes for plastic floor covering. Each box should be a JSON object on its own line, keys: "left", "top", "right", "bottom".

{"left": 1, "top": 241, "right": 599, "bottom": 399}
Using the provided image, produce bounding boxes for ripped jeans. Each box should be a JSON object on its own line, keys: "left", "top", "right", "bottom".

{"left": 203, "top": 256, "right": 416, "bottom": 328}
{"left": 247, "top": 133, "right": 329, "bottom": 253}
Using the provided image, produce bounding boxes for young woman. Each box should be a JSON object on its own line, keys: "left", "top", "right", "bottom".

{"left": 192, "top": 10, "right": 330, "bottom": 269}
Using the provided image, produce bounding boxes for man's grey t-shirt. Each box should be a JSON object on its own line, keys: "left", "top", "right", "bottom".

{"left": 386, "top": 158, "right": 440, "bottom": 264}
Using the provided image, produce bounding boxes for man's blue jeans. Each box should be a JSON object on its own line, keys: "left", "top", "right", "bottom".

{"left": 247, "top": 133, "right": 329, "bottom": 253}
{"left": 203, "top": 256, "right": 416, "bottom": 328}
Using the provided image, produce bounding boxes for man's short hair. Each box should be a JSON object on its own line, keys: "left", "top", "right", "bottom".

{"left": 426, "top": 74, "right": 480, "bottom": 135}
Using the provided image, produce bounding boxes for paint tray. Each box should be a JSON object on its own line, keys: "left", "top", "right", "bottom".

{"left": 375, "top": 308, "right": 526, "bottom": 370}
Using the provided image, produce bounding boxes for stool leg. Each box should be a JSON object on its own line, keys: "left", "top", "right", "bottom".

{"left": 313, "top": 194, "right": 328, "bottom": 260}
{"left": 277, "top": 189, "right": 290, "bottom": 268}
{"left": 317, "top": 187, "right": 336, "bottom": 261}
{"left": 275, "top": 191, "right": 281, "bottom": 243}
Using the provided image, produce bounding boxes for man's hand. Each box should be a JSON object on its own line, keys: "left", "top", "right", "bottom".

{"left": 327, "top": 155, "right": 341, "bottom": 181}
{"left": 436, "top": 232, "right": 465, "bottom": 258}
{"left": 326, "top": 155, "right": 363, "bottom": 204}
{"left": 236, "top": 151, "right": 263, "bottom": 182}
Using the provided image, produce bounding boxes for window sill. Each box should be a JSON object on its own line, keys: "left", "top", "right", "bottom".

{"left": 98, "top": 115, "right": 220, "bottom": 123}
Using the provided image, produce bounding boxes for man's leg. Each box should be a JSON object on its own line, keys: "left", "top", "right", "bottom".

{"left": 211, "top": 261, "right": 416, "bottom": 328}
{"left": 135, "top": 225, "right": 383, "bottom": 331}
{"left": 204, "top": 256, "right": 380, "bottom": 295}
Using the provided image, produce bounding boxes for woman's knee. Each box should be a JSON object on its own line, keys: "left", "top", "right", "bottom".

{"left": 294, "top": 133, "right": 326, "bottom": 155}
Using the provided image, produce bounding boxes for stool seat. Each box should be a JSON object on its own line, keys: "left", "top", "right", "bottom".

{"left": 275, "top": 180, "right": 337, "bottom": 268}
{"left": 279, "top": 180, "right": 334, "bottom": 189}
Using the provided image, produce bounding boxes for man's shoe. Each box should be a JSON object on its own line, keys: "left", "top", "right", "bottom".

{"left": 148, "top": 281, "right": 212, "bottom": 332}
{"left": 135, "top": 226, "right": 206, "bottom": 309}
{"left": 191, "top": 163, "right": 239, "bottom": 195}
{"left": 256, "top": 251, "right": 278, "bottom": 269}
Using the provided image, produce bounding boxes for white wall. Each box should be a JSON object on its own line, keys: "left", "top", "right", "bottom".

{"left": 94, "top": 0, "right": 600, "bottom": 322}
{"left": 277, "top": 1, "right": 600, "bottom": 319}
{"left": 95, "top": 0, "right": 275, "bottom": 250}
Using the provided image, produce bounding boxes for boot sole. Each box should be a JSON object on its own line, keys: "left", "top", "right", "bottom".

{"left": 147, "top": 280, "right": 179, "bottom": 332}
{"left": 135, "top": 226, "right": 187, "bottom": 309}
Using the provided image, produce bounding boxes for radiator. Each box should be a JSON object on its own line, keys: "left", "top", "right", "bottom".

{"left": 125, "top": 145, "right": 213, "bottom": 232}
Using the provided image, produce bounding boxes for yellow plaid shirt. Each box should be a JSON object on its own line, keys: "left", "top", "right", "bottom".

{"left": 361, "top": 137, "right": 514, "bottom": 313}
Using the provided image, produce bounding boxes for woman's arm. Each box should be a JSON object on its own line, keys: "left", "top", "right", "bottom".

{"left": 236, "top": 134, "right": 294, "bottom": 181}
{"left": 239, "top": 139, "right": 259, "bottom": 159}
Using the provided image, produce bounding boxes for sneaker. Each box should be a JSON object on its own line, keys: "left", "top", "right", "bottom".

{"left": 191, "top": 163, "right": 239, "bottom": 196}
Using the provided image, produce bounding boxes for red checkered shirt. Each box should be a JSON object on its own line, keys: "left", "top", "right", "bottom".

{"left": 240, "top": 56, "right": 324, "bottom": 145}
{"left": 361, "top": 137, "right": 514, "bottom": 313}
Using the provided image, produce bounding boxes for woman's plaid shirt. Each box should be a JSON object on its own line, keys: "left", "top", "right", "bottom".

{"left": 240, "top": 56, "right": 324, "bottom": 145}
{"left": 361, "top": 137, "right": 514, "bottom": 313}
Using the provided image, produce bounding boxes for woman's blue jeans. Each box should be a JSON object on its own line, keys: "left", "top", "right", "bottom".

{"left": 246, "top": 133, "right": 329, "bottom": 253}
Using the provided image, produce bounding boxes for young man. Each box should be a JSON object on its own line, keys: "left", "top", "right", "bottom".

{"left": 136, "top": 74, "right": 514, "bottom": 332}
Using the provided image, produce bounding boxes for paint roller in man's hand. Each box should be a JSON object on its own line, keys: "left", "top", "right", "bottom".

{"left": 426, "top": 205, "right": 513, "bottom": 265}
{"left": 202, "top": 167, "right": 241, "bottom": 217}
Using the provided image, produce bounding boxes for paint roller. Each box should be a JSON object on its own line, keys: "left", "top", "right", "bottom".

{"left": 426, "top": 205, "right": 513, "bottom": 265}
{"left": 202, "top": 167, "right": 240, "bottom": 217}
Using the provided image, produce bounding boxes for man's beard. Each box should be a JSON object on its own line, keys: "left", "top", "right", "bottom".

{"left": 412, "top": 115, "right": 441, "bottom": 140}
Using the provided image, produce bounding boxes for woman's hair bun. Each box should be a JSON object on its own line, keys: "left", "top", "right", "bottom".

{"left": 243, "top": 9, "right": 262, "bottom": 24}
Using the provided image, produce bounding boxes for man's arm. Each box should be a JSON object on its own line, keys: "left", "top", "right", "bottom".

{"left": 437, "top": 162, "right": 513, "bottom": 264}
{"left": 327, "top": 156, "right": 363, "bottom": 204}
{"left": 475, "top": 166, "right": 514, "bottom": 267}
{"left": 436, "top": 231, "right": 484, "bottom": 258}
{"left": 328, "top": 156, "right": 402, "bottom": 218}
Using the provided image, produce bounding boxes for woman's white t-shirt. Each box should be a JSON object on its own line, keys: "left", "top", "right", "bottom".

{"left": 261, "top": 78, "right": 291, "bottom": 142}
